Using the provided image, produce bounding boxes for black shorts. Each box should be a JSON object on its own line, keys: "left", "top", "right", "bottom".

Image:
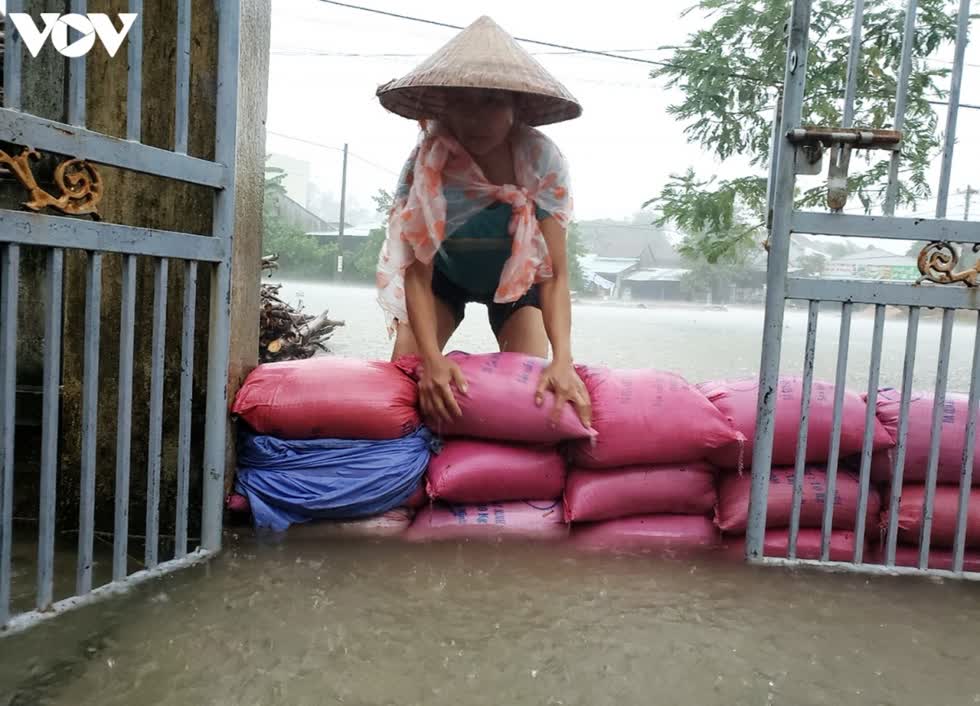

{"left": 431, "top": 266, "right": 541, "bottom": 338}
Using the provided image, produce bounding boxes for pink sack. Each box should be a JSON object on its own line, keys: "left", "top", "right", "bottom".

{"left": 722, "top": 529, "right": 863, "bottom": 562}
{"left": 399, "top": 352, "right": 594, "bottom": 443}
{"left": 405, "top": 482, "right": 428, "bottom": 509}
{"left": 873, "top": 544, "right": 980, "bottom": 572}
{"left": 572, "top": 515, "right": 719, "bottom": 554}
{"left": 715, "top": 467, "right": 881, "bottom": 534}
{"left": 888, "top": 485, "right": 980, "bottom": 549}
{"left": 404, "top": 500, "right": 567, "bottom": 542}
{"left": 426, "top": 439, "right": 566, "bottom": 504}
{"left": 568, "top": 367, "right": 742, "bottom": 469}
{"left": 563, "top": 464, "right": 717, "bottom": 522}
{"left": 232, "top": 357, "right": 420, "bottom": 440}
{"left": 699, "top": 377, "right": 893, "bottom": 470}
{"left": 870, "top": 391, "right": 980, "bottom": 485}
{"left": 226, "top": 493, "right": 250, "bottom": 513}
{"left": 286, "top": 508, "right": 414, "bottom": 539}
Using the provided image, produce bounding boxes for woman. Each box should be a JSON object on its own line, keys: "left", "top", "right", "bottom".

{"left": 375, "top": 16, "right": 591, "bottom": 430}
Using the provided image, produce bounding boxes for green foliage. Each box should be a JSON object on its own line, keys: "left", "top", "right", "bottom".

{"left": 262, "top": 155, "right": 338, "bottom": 278}
{"left": 566, "top": 221, "right": 587, "bottom": 291}
{"left": 680, "top": 258, "right": 762, "bottom": 301}
{"left": 796, "top": 252, "right": 829, "bottom": 277}
{"left": 347, "top": 189, "right": 395, "bottom": 282}
{"left": 352, "top": 226, "right": 387, "bottom": 281}
{"left": 905, "top": 240, "right": 928, "bottom": 257}
{"left": 263, "top": 215, "right": 338, "bottom": 279}
{"left": 647, "top": 0, "right": 958, "bottom": 261}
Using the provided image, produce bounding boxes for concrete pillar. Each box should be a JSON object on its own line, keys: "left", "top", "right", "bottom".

{"left": 225, "top": 0, "right": 271, "bottom": 493}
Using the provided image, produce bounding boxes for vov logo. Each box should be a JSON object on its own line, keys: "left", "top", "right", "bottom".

{"left": 0, "top": 0, "right": 137, "bottom": 58}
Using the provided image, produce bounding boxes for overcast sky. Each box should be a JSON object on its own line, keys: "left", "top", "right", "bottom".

{"left": 265, "top": 0, "right": 979, "bottom": 252}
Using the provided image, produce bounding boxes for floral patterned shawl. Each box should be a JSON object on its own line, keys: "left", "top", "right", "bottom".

{"left": 376, "top": 120, "right": 573, "bottom": 335}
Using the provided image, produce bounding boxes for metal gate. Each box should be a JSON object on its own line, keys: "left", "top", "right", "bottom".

{"left": 0, "top": 2, "right": 240, "bottom": 634}
{"left": 747, "top": 0, "right": 978, "bottom": 578}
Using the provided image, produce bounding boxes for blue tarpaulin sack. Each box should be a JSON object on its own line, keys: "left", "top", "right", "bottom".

{"left": 234, "top": 426, "right": 435, "bottom": 531}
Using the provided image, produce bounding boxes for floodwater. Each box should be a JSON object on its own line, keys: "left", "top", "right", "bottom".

{"left": 4, "top": 539, "right": 980, "bottom": 705}
{"left": 3, "top": 282, "right": 980, "bottom": 705}
{"left": 287, "top": 281, "right": 980, "bottom": 394}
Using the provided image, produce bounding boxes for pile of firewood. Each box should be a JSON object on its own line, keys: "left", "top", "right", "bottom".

{"left": 260, "top": 255, "right": 344, "bottom": 363}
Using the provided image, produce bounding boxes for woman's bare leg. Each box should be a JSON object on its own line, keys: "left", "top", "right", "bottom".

{"left": 496, "top": 306, "right": 549, "bottom": 358}
{"left": 390, "top": 296, "right": 460, "bottom": 361}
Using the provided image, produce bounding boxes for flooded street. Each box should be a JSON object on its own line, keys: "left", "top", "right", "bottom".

{"left": 3, "top": 282, "right": 980, "bottom": 705}
{"left": 3, "top": 538, "right": 980, "bottom": 705}
{"left": 287, "top": 282, "right": 980, "bottom": 394}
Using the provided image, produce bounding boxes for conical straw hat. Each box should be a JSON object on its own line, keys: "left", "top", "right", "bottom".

{"left": 376, "top": 16, "right": 582, "bottom": 127}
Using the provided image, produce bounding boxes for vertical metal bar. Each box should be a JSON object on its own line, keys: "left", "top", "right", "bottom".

{"left": 37, "top": 248, "right": 64, "bottom": 612}
{"left": 885, "top": 307, "right": 920, "bottom": 565}
{"left": 746, "top": 0, "right": 812, "bottom": 560}
{"left": 145, "top": 259, "right": 168, "bottom": 569}
{"left": 127, "top": 0, "right": 144, "bottom": 141}
{"left": 174, "top": 261, "right": 197, "bottom": 559}
{"left": 765, "top": 95, "right": 784, "bottom": 231}
{"left": 918, "top": 309, "right": 955, "bottom": 568}
{"left": 788, "top": 300, "right": 819, "bottom": 559}
{"left": 935, "top": 0, "right": 971, "bottom": 218}
{"left": 0, "top": 244, "right": 20, "bottom": 625}
{"left": 853, "top": 304, "right": 885, "bottom": 564}
{"left": 201, "top": 0, "right": 241, "bottom": 552}
{"left": 175, "top": 0, "right": 192, "bottom": 154}
{"left": 821, "top": 302, "right": 852, "bottom": 561}
{"left": 841, "top": 0, "right": 865, "bottom": 127}
{"left": 3, "top": 0, "right": 24, "bottom": 110}
{"left": 67, "top": 0, "right": 88, "bottom": 127}
{"left": 952, "top": 312, "right": 980, "bottom": 572}
{"left": 75, "top": 252, "right": 102, "bottom": 596}
{"left": 884, "top": 0, "right": 919, "bottom": 215}
{"left": 113, "top": 255, "right": 137, "bottom": 582}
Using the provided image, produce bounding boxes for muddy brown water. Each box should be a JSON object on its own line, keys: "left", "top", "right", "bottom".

{"left": 2, "top": 283, "right": 980, "bottom": 704}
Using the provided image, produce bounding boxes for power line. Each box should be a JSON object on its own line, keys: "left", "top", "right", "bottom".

{"left": 312, "top": 0, "right": 980, "bottom": 111}
{"left": 316, "top": 0, "right": 767, "bottom": 81}
{"left": 267, "top": 130, "right": 401, "bottom": 176}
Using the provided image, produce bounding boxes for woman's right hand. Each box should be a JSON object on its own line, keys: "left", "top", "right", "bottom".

{"left": 419, "top": 354, "right": 469, "bottom": 424}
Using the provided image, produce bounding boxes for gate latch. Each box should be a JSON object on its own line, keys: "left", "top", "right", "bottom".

{"left": 786, "top": 127, "right": 902, "bottom": 212}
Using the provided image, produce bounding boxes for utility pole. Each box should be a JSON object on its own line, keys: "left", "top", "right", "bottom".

{"left": 964, "top": 184, "right": 976, "bottom": 221}
{"left": 337, "top": 143, "right": 348, "bottom": 280}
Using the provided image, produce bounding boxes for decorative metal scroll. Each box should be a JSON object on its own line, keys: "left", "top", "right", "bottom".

{"left": 917, "top": 241, "right": 980, "bottom": 287}
{"left": 0, "top": 146, "right": 103, "bottom": 218}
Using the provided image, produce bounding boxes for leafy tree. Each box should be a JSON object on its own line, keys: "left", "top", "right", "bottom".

{"left": 905, "top": 240, "right": 928, "bottom": 257}
{"left": 796, "top": 252, "right": 829, "bottom": 277}
{"left": 647, "top": 0, "right": 958, "bottom": 262}
{"left": 263, "top": 156, "right": 338, "bottom": 278}
{"left": 566, "top": 221, "right": 588, "bottom": 291}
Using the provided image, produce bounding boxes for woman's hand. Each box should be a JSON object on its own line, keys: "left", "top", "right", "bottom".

{"left": 535, "top": 359, "right": 592, "bottom": 430}
{"left": 419, "top": 354, "right": 469, "bottom": 425}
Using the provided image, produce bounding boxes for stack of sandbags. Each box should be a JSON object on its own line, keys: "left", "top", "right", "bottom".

{"left": 229, "top": 357, "right": 432, "bottom": 537}
{"left": 563, "top": 367, "right": 743, "bottom": 554}
{"left": 401, "top": 352, "right": 593, "bottom": 542}
{"left": 701, "top": 377, "right": 893, "bottom": 559}
{"left": 871, "top": 390, "right": 980, "bottom": 569}
{"left": 407, "top": 439, "right": 568, "bottom": 542}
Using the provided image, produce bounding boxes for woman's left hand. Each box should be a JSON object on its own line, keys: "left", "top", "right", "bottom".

{"left": 535, "top": 359, "right": 592, "bottom": 430}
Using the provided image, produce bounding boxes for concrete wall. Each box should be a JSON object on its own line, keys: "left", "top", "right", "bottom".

{"left": 6, "top": 1, "right": 269, "bottom": 541}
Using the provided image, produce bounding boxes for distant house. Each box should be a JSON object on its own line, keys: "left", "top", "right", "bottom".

{"left": 267, "top": 191, "right": 336, "bottom": 234}
{"left": 825, "top": 248, "right": 919, "bottom": 282}
{"left": 308, "top": 224, "right": 383, "bottom": 258}
{"left": 576, "top": 219, "right": 684, "bottom": 268}
{"left": 621, "top": 268, "right": 691, "bottom": 301}
{"left": 576, "top": 220, "right": 689, "bottom": 299}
